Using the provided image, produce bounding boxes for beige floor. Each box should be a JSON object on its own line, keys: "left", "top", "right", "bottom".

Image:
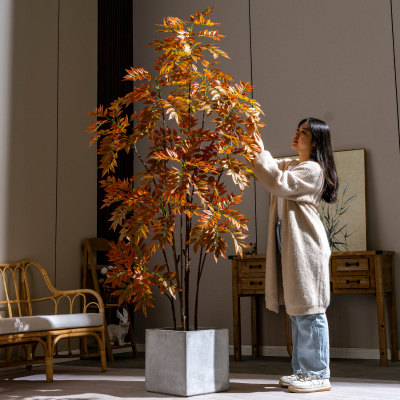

{"left": 1, "top": 365, "right": 400, "bottom": 400}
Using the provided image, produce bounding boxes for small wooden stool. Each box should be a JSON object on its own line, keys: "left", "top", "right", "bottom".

{"left": 81, "top": 238, "right": 138, "bottom": 362}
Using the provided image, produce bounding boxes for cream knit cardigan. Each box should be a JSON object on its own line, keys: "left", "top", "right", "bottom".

{"left": 252, "top": 150, "right": 331, "bottom": 316}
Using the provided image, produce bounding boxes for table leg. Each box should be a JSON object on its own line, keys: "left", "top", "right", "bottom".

{"left": 388, "top": 291, "right": 399, "bottom": 361}
{"left": 233, "top": 294, "right": 241, "bottom": 361}
{"left": 387, "top": 290, "right": 399, "bottom": 361}
{"left": 375, "top": 255, "right": 388, "bottom": 366}
{"left": 285, "top": 309, "right": 293, "bottom": 358}
{"left": 232, "top": 259, "right": 241, "bottom": 361}
{"left": 251, "top": 296, "right": 260, "bottom": 357}
{"left": 388, "top": 254, "right": 399, "bottom": 362}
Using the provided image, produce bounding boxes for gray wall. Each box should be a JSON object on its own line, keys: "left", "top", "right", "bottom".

{"left": 0, "top": 0, "right": 97, "bottom": 318}
{"left": 1, "top": 0, "right": 399, "bottom": 357}
{"left": 132, "top": 0, "right": 400, "bottom": 354}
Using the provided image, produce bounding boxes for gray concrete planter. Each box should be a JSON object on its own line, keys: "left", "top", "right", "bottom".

{"left": 145, "top": 327, "right": 229, "bottom": 397}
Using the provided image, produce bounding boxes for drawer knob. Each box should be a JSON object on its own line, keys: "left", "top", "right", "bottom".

{"left": 346, "top": 279, "right": 361, "bottom": 284}
{"left": 250, "top": 281, "right": 263, "bottom": 286}
{"left": 345, "top": 262, "right": 359, "bottom": 267}
{"left": 249, "top": 264, "right": 262, "bottom": 269}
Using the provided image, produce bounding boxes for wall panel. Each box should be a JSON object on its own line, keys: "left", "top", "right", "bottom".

{"left": 0, "top": 0, "right": 98, "bottom": 330}
{"left": 57, "top": 0, "right": 97, "bottom": 292}
{"left": 392, "top": 0, "right": 400, "bottom": 152}
{"left": 251, "top": 0, "right": 400, "bottom": 349}
{"left": 97, "top": 0, "right": 134, "bottom": 244}
{"left": 1, "top": 0, "right": 58, "bottom": 285}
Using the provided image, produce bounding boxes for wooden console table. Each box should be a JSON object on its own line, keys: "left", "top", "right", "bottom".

{"left": 230, "top": 250, "right": 398, "bottom": 366}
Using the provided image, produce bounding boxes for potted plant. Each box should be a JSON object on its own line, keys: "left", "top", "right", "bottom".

{"left": 87, "top": 6, "right": 264, "bottom": 396}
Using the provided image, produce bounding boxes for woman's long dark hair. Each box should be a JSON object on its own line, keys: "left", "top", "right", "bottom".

{"left": 298, "top": 118, "right": 338, "bottom": 204}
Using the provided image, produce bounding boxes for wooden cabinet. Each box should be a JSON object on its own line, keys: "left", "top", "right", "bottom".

{"left": 330, "top": 251, "right": 398, "bottom": 366}
{"left": 231, "top": 254, "right": 292, "bottom": 362}
{"left": 239, "top": 259, "right": 265, "bottom": 294}
{"left": 231, "top": 251, "right": 398, "bottom": 366}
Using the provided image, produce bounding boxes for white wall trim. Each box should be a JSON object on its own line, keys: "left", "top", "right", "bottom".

{"left": 230, "top": 345, "right": 400, "bottom": 361}
{"left": 106, "top": 343, "right": 400, "bottom": 361}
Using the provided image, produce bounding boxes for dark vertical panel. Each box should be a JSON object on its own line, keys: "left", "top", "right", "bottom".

{"left": 55, "top": 0, "right": 60, "bottom": 286}
{"left": 390, "top": 0, "right": 400, "bottom": 150}
{"left": 97, "top": 0, "right": 134, "bottom": 243}
{"left": 248, "top": 0, "right": 257, "bottom": 248}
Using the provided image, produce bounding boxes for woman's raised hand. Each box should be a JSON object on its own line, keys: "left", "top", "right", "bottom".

{"left": 244, "top": 116, "right": 264, "bottom": 153}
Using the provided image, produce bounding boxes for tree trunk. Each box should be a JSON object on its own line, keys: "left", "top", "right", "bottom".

{"left": 194, "top": 247, "right": 208, "bottom": 330}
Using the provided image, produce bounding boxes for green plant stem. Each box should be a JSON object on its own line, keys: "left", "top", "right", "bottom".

{"left": 133, "top": 144, "right": 150, "bottom": 173}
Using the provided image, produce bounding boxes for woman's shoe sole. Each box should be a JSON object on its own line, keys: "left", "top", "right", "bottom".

{"left": 278, "top": 382, "right": 289, "bottom": 388}
{"left": 288, "top": 386, "right": 331, "bottom": 393}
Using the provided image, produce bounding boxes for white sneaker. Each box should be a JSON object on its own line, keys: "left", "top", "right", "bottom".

{"left": 288, "top": 375, "right": 331, "bottom": 393}
{"left": 279, "top": 374, "right": 302, "bottom": 388}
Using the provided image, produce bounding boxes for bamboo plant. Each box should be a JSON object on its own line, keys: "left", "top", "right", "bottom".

{"left": 319, "top": 179, "right": 357, "bottom": 251}
{"left": 87, "top": 6, "right": 265, "bottom": 331}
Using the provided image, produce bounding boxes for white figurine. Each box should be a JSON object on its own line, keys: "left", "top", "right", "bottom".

{"left": 108, "top": 308, "right": 130, "bottom": 346}
{"left": 243, "top": 242, "right": 257, "bottom": 255}
{"left": 99, "top": 265, "right": 115, "bottom": 285}
{"left": 100, "top": 266, "right": 109, "bottom": 275}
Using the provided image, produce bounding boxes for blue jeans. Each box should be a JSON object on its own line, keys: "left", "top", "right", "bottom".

{"left": 276, "top": 218, "right": 330, "bottom": 379}
{"left": 289, "top": 314, "right": 330, "bottom": 378}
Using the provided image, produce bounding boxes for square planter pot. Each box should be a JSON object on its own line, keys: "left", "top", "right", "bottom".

{"left": 145, "top": 327, "right": 229, "bottom": 397}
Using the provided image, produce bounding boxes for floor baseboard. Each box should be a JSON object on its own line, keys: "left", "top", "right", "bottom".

{"left": 137, "top": 343, "right": 399, "bottom": 360}
{"left": 229, "top": 345, "right": 400, "bottom": 360}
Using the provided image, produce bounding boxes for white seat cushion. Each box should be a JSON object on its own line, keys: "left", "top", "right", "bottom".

{"left": 0, "top": 313, "right": 103, "bottom": 334}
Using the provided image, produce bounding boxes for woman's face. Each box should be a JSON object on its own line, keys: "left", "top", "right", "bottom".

{"left": 292, "top": 122, "right": 315, "bottom": 155}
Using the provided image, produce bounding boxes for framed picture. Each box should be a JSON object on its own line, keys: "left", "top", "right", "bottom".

{"left": 272, "top": 148, "right": 367, "bottom": 252}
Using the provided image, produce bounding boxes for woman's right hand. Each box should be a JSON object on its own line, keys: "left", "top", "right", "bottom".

{"left": 244, "top": 116, "right": 264, "bottom": 153}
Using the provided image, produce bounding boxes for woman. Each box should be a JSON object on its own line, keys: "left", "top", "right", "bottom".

{"left": 247, "top": 118, "right": 338, "bottom": 394}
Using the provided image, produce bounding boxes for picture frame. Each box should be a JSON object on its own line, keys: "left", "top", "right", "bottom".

{"left": 271, "top": 148, "right": 367, "bottom": 252}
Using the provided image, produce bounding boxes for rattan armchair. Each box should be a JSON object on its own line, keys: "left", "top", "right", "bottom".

{"left": 0, "top": 260, "right": 106, "bottom": 382}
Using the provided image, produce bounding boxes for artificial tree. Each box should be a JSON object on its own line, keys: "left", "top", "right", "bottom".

{"left": 87, "top": 6, "right": 265, "bottom": 331}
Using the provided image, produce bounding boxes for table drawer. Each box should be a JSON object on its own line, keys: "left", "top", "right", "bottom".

{"left": 239, "top": 261, "right": 266, "bottom": 274}
{"left": 241, "top": 278, "right": 265, "bottom": 290}
{"left": 333, "top": 258, "right": 369, "bottom": 273}
{"left": 333, "top": 275, "right": 370, "bottom": 289}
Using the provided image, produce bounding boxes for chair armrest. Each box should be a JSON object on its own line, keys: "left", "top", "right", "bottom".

{"left": 19, "top": 261, "right": 106, "bottom": 317}
{"left": 54, "top": 288, "right": 105, "bottom": 315}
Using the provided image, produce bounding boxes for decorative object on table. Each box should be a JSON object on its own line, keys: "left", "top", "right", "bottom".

{"left": 108, "top": 309, "right": 130, "bottom": 346}
{"left": 273, "top": 148, "right": 367, "bottom": 252}
{"left": 86, "top": 6, "right": 265, "bottom": 396}
{"left": 81, "top": 238, "right": 137, "bottom": 362}
{"left": 243, "top": 242, "right": 257, "bottom": 255}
